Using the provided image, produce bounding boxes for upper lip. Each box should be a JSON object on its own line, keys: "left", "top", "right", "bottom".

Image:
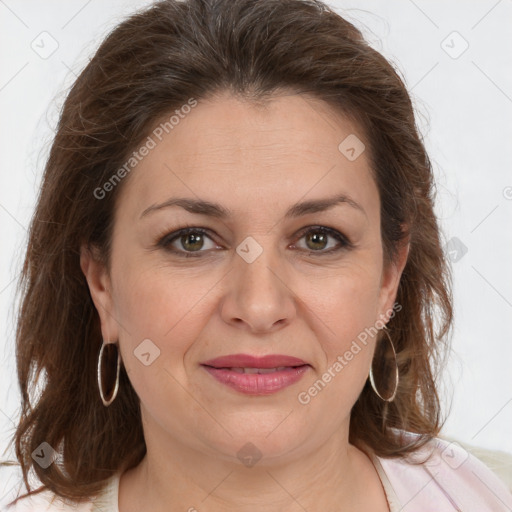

{"left": 201, "top": 354, "right": 309, "bottom": 369}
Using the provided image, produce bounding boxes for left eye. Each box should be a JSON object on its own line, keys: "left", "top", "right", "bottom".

{"left": 292, "top": 226, "right": 349, "bottom": 253}
{"left": 157, "top": 226, "right": 350, "bottom": 257}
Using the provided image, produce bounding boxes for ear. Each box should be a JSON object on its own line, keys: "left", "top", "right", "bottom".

{"left": 80, "top": 244, "right": 120, "bottom": 342}
{"left": 376, "top": 229, "right": 410, "bottom": 324}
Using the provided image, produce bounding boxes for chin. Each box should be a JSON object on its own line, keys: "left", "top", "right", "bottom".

{"left": 200, "top": 425, "right": 308, "bottom": 467}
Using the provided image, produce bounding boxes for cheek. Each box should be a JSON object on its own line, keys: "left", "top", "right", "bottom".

{"left": 110, "top": 267, "right": 200, "bottom": 409}
{"left": 111, "top": 240, "right": 211, "bottom": 329}
{"left": 301, "top": 262, "right": 383, "bottom": 349}
{"left": 296, "top": 265, "right": 382, "bottom": 413}
{"left": 296, "top": 270, "right": 380, "bottom": 411}
{"left": 110, "top": 257, "right": 220, "bottom": 376}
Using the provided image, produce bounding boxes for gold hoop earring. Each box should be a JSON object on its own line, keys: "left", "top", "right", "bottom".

{"left": 97, "top": 341, "right": 121, "bottom": 407}
{"left": 369, "top": 326, "right": 399, "bottom": 402}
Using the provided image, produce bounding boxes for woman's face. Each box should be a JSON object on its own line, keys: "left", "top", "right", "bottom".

{"left": 82, "top": 91, "right": 408, "bottom": 466}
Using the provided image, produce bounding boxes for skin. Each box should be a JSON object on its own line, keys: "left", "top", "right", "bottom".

{"left": 81, "top": 91, "right": 409, "bottom": 511}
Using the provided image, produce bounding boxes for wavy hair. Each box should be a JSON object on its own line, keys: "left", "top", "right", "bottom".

{"left": 4, "top": 0, "right": 453, "bottom": 506}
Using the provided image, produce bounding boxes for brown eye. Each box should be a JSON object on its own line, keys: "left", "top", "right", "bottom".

{"left": 158, "top": 227, "right": 218, "bottom": 256}
{"left": 294, "top": 226, "right": 351, "bottom": 255}
{"left": 305, "top": 231, "right": 329, "bottom": 251}
{"left": 157, "top": 225, "right": 352, "bottom": 258}
{"left": 180, "top": 232, "right": 205, "bottom": 252}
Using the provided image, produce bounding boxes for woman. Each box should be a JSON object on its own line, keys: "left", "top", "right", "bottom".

{"left": 3, "top": 0, "right": 512, "bottom": 510}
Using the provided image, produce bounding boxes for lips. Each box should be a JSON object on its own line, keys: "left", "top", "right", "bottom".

{"left": 201, "top": 353, "right": 308, "bottom": 369}
{"left": 224, "top": 367, "right": 291, "bottom": 374}
{"left": 200, "top": 354, "right": 311, "bottom": 395}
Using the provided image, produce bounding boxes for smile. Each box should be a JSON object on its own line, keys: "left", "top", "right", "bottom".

{"left": 201, "top": 364, "right": 310, "bottom": 395}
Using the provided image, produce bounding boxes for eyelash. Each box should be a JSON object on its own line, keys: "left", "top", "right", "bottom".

{"left": 155, "top": 224, "right": 354, "bottom": 258}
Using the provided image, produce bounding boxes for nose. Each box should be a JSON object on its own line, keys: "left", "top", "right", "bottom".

{"left": 220, "top": 237, "right": 297, "bottom": 334}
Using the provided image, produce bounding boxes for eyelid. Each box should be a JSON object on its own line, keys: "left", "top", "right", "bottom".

{"left": 155, "top": 224, "right": 353, "bottom": 256}
{"left": 294, "top": 224, "right": 352, "bottom": 243}
{"left": 156, "top": 226, "right": 219, "bottom": 255}
{"left": 291, "top": 225, "right": 353, "bottom": 252}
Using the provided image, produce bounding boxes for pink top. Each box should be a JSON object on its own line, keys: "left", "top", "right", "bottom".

{"left": 7, "top": 433, "right": 512, "bottom": 511}
{"left": 368, "top": 434, "right": 512, "bottom": 511}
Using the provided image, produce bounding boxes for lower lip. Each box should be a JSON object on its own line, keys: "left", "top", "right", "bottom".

{"left": 201, "top": 365, "right": 310, "bottom": 395}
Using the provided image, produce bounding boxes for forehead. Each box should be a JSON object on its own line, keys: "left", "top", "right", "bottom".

{"left": 117, "top": 92, "right": 377, "bottom": 221}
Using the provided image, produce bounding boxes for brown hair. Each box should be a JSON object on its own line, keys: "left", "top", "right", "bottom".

{"left": 3, "top": 0, "right": 453, "bottom": 506}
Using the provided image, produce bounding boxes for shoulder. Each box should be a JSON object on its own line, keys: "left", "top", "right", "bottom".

{"left": 441, "top": 434, "right": 512, "bottom": 493}
{"left": 375, "top": 432, "right": 512, "bottom": 511}
{"left": 4, "top": 471, "right": 120, "bottom": 512}
{"left": 4, "top": 489, "right": 94, "bottom": 512}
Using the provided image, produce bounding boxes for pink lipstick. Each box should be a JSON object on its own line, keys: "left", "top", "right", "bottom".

{"left": 200, "top": 354, "right": 310, "bottom": 395}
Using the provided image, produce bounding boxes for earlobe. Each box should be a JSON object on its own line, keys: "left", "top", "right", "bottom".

{"left": 80, "top": 244, "right": 119, "bottom": 342}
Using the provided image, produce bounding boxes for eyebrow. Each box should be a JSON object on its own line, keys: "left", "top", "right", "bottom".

{"left": 140, "top": 193, "right": 366, "bottom": 220}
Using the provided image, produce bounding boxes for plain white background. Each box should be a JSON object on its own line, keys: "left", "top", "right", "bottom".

{"left": 1, "top": 0, "right": 511, "bottom": 503}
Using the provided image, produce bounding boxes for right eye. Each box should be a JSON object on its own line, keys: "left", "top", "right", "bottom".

{"left": 156, "top": 227, "right": 221, "bottom": 257}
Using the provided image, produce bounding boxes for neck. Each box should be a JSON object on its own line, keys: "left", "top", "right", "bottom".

{"left": 118, "top": 419, "right": 386, "bottom": 512}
